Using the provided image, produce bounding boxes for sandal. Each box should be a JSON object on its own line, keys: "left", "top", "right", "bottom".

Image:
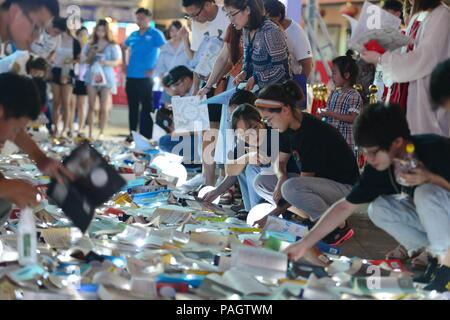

{"left": 235, "top": 209, "right": 248, "bottom": 221}
{"left": 411, "top": 250, "right": 429, "bottom": 271}
{"left": 385, "top": 245, "right": 409, "bottom": 261}
{"left": 219, "top": 189, "right": 234, "bottom": 205}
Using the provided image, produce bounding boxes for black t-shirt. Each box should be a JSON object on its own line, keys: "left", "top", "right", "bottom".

{"left": 232, "top": 125, "right": 300, "bottom": 174}
{"left": 347, "top": 134, "right": 450, "bottom": 204}
{"left": 279, "top": 113, "right": 359, "bottom": 185}
{"left": 32, "top": 77, "right": 47, "bottom": 106}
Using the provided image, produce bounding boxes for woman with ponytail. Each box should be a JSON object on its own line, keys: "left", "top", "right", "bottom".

{"left": 320, "top": 51, "right": 362, "bottom": 155}
{"left": 252, "top": 80, "right": 360, "bottom": 246}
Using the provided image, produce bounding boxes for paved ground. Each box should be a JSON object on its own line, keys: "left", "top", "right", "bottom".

{"left": 102, "top": 118, "right": 400, "bottom": 261}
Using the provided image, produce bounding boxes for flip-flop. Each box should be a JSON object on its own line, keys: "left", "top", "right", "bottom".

{"left": 411, "top": 250, "right": 429, "bottom": 271}
{"left": 219, "top": 189, "right": 234, "bottom": 205}
{"left": 385, "top": 245, "right": 409, "bottom": 261}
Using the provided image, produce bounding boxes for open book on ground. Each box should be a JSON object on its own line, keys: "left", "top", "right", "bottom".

{"left": 172, "top": 96, "right": 210, "bottom": 134}
{"left": 231, "top": 245, "right": 288, "bottom": 280}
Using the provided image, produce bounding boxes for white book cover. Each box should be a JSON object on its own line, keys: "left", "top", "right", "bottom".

{"left": 347, "top": 1, "right": 411, "bottom": 52}
{"left": 171, "top": 96, "right": 210, "bottom": 134}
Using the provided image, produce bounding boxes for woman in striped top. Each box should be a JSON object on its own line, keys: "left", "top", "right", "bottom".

{"left": 224, "top": 0, "right": 290, "bottom": 91}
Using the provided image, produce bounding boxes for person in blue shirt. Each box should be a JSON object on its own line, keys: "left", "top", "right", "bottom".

{"left": 123, "top": 8, "right": 166, "bottom": 142}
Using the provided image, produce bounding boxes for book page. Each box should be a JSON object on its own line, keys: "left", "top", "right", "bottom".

{"left": 262, "top": 216, "right": 309, "bottom": 240}
{"left": 348, "top": 1, "right": 409, "bottom": 52}
{"left": 152, "top": 207, "right": 193, "bottom": 226}
{"left": 172, "top": 96, "right": 210, "bottom": 134}
{"left": 131, "top": 131, "right": 154, "bottom": 151}
{"left": 231, "top": 245, "right": 288, "bottom": 280}
{"left": 205, "top": 269, "right": 273, "bottom": 296}
{"left": 194, "top": 37, "right": 223, "bottom": 77}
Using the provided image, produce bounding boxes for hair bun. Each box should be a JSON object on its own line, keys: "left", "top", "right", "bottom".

{"left": 282, "top": 80, "right": 304, "bottom": 101}
{"left": 346, "top": 50, "right": 357, "bottom": 61}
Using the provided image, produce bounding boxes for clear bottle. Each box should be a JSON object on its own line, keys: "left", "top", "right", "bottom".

{"left": 395, "top": 143, "right": 418, "bottom": 187}
{"left": 17, "top": 207, "right": 37, "bottom": 266}
{"left": 404, "top": 143, "right": 418, "bottom": 170}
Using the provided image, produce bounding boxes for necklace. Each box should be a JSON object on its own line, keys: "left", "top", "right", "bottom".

{"left": 388, "top": 166, "right": 410, "bottom": 200}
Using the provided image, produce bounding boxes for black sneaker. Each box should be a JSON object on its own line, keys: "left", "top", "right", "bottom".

{"left": 424, "top": 265, "right": 450, "bottom": 293}
{"left": 235, "top": 209, "right": 248, "bottom": 221}
{"left": 414, "top": 256, "right": 439, "bottom": 284}
{"left": 322, "top": 222, "right": 354, "bottom": 246}
{"left": 288, "top": 214, "right": 316, "bottom": 230}
{"left": 125, "top": 134, "right": 133, "bottom": 143}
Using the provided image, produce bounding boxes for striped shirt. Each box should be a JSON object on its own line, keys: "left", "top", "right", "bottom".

{"left": 243, "top": 19, "right": 290, "bottom": 88}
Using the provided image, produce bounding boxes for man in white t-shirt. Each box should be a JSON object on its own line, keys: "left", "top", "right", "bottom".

{"left": 264, "top": 0, "right": 313, "bottom": 78}
{"left": 180, "top": 0, "right": 229, "bottom": 56}
{"left": 179, "top": 0, "right": 230, "bottom": 190}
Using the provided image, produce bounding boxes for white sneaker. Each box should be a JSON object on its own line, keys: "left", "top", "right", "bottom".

{"left": 179, "top": 173, "right": 205, "bottom": 192}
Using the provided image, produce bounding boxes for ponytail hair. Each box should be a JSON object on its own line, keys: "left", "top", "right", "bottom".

{"left": 332, "top": 50, "right": 359, "bottom": 86}
{"left": 257, "top": 80, "right": 304, "bottom": 113}
{"left": 231, "top": 103, "right": 262, "bottom": 130}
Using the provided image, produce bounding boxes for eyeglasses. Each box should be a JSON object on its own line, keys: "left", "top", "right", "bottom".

{"left": 23, "top": 10, "right": 45, "bottom": 39}
{"left": 170, "top": 79, "right": 184, "bottom": 88}
{"left": 184, "top": 1, "right": 206, "bottom": 20}
{"left": 225, "top": 10, "right": 241, "bottom": 19}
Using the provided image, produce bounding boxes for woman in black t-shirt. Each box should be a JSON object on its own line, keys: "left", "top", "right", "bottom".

{"left": 202, "top": 103, "right": 299, "bottom": 214}
{"left": 253, "top": 80, "right": 359, "bottom": 245}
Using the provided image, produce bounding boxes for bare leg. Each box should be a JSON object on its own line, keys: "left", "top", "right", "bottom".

{"left": 441, "top": 249, "right": 450, "bottom": 267}
{"left": 61, "top": 84, "right": 73, "bottom": 135}
{"left": 98, "top": 88, "right": 112, "bottom": 137}
{"left": 51, "top": 84, "right": 62, "bottom": 136}
{"left": 87, "top": 86, "right": 98, "bottom": 139}
{"left": 76, "top": 95, "right": 87, "bottom": 132}
{"left": 202, "top": 121, "right": 220, "bottom": 186}
{"left": 66, "top": 93, "right": 76, "bottom": 136}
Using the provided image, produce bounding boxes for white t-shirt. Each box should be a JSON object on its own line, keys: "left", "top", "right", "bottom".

{"left": 285, "top": 20, "right": 312, "bottom": 75}
{"left": 31, "top": 32, "right": 61, "bottom": 59}
{"left": 190, "top": 5, "right": 230, "bottom": 52}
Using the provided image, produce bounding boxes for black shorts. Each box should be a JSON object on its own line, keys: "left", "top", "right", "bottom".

{"left": 206, "top": 88, "right": 222, "bottom": 123}
{"left": 51, "top": 67, "right": 74, "bottom": 86}
{"left": 73, "top": 80, "right": 87, "bottom": 96}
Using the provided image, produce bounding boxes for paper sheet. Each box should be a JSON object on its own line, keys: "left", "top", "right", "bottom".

{"left": 131, "top": 131, "right": 154, "bottom": 151}
{"left": 192, "top": 36, "right": 223, "bottom": 78}
{"left": 41, "top": 228, "right": 72, "bottom": 249}
{"left": 205, "top": 268, "right": 273, "bottom": 296}
{"left": 152, "top": 207, "right": 193, "bottom": 226}
{"left": 231, "top": 245, "right": 288, "bottom": 280}
{"left": 171, "top": 96, "right": 210, "bottom": 134}
{"left": 262, "top": 216, "right": 309, "bottom": 240}
{"left": 347, "top": 1, "right": 410, "bottom": 52}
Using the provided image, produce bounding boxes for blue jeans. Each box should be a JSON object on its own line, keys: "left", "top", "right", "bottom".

{"left": 158, "top": 134, "right": 197, "bottom": 164}
{"left": 237, "top": 165, "right": 265, "bottom": 212}
{"left": 368, "top": 183, "right": 450, "bottom": 258}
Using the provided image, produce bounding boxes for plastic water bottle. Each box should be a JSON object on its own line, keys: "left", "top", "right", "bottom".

{"left": 17, "top": 207, "right": 37, "bottom": 266}
{"left": 395, "top": 143, "right": 418, "bottom": 187}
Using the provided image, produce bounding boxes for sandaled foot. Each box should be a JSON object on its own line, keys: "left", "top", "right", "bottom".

{"left": 385, "top": 245, "right": 409, "bottom": 261}
{"left": 411, "top": 250, "right": 429, "bottom": 271}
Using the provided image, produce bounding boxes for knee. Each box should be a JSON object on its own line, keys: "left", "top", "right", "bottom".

{"left": 414, "top": 183, "right": 440, "bottom": 208}
{"left": 253, "top": 173, "right": 265, "bottom": 192}
{"left": 158, "top": 135, "right": 172, "bottom": 152}
{"left": 281, "top": 178, "right": 303, "bottom": 202}
{"left": 368, "top": 196, "right": 392, "bottom": 226}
